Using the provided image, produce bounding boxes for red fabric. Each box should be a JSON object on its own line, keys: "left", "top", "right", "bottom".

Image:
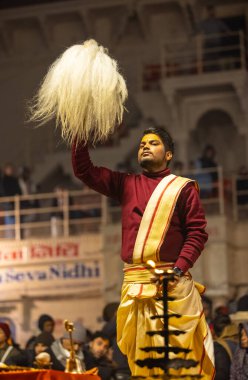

{"left": 0, "top": 370, "right": 100, "bottom": 380}
{"left": 0, "top": 323, "right": 11, "bottom": 339}
{"left": 72, "top": 143, "right": 208, "bottom": 273}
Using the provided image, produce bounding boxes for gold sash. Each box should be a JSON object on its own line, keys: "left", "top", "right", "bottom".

{"left": 133, "top": 174, "right": 196, "bottom": 263}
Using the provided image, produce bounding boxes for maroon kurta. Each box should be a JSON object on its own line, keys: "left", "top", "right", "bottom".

{"left": 72, "top": 143, "right": 208, "bottom": 273}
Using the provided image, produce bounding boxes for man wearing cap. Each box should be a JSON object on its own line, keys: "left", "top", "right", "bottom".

{"left": 46, "top": 322, "right": 86, "bottom": 371}
{"left": 72, "top": 126, "right": 215, "bottom": 378}
{"left": 0, "top": 322, "right": 25, "bottom": 366}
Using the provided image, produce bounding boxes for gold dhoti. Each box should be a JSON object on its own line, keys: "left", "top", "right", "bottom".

{"left": 117, "top": 263, "right": 215, "bottom": 379}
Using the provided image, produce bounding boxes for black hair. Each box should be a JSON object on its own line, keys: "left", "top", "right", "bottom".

{"left": 201, "top": 295, "right": 213, "bottom": 308}
{"left": 212, "top": 315, "right": 231, "bottom": 337}
{"left": 38, "top": 314, "right": 55, "bottom": 331}
{"left": 102, "top": 302, "right": 119, "bottom": 322}
{"left": 91, "top": 331, "right": 110, "bottom": 343}
{"left": 142, "top": 127, "right": 174, "bottom": 155}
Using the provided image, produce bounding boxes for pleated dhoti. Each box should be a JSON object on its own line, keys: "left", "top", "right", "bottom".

{"left": 117, "top": 263, "right": 215, "bottom": 379}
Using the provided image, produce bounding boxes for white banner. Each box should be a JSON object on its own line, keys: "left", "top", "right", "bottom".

{"left": 0, "top": 236, "right": 104, "bottom": 300}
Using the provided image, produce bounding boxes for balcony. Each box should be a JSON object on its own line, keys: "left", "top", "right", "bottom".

{"left": 142, "top": 31, "right": 247, "bottom": 94}
{"left": 0, "top": 167, "right": 247, "bottom": 241}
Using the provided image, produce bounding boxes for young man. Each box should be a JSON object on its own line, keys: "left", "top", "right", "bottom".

{"left": 72, "top": 126, "right": 215, "bottom": 378}
{"left": 83, "top": 332, "right": 115, "bottom": 380}
{"left": 30, "top": 39, "right": 213, "bottom": 377}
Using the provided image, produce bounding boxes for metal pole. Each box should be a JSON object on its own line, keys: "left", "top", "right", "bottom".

{"left": 218, "top": 166, "right": 224, "bottom": 215}
{"left": 14, "top": 195, "right": 21, "bottom": 240}
{"left": 63, "top": 191, "right": 70, "bottom": 237}
{"left": 162, "top": 275, "right": 169, "bottom": 373}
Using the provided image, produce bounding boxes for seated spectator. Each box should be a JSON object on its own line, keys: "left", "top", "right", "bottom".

{"left": 47, "top": 323, "right": 86, "bottom": 372}
{"left": 230, "top": 294, "right": 248, "bottom": 325}
{"left": 102, "top": 303, "right": 130, "bottom": 380}
{"left": 25, "top": 331, "right": 55, "bottom": 368}
{"left": 25, "top": 314, "right": 55, "bottom": 350}
{"left": 213, "top": 314, "right": 238, "bottom": 380}
{"left": 230, "top": 322, "right": 248, "bottom": 380}
{"left": 202, "top": 295, "right": 214, "bottom": 333}
{"left": 84, "top": 331, "right": 115, "bottom": 380}
{"left": 0, "top": 322, "right": 25, "bottom": 366}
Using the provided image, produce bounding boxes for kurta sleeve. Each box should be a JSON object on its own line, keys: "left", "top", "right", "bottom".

{"left": 174, "top": 182, "right": 208, "bottom": 273}
{"left": 72, "top": 141, "right": 127, "bottom": 201}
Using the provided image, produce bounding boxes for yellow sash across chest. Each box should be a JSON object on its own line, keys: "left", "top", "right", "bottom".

{"left": 132, "top": 174, "right": 196, "bottom": 264}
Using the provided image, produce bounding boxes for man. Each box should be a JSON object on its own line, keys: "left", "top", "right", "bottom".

{"left": 25, "top": 313, "right": 55, "bottom": 349}
{"left": 25, "top": 331, "right": 55, "bottom": 368}
{"left": 83, "top": 331, "right": 114, "bottom": 380}
{"left": 30, "top": 39, "right": 214, "bottom": 378}
{"left": 0, "top": 322, "right": 25, "bottom": 366}
{"left": 72, "top": 126, "right": 215, "bottom": 378}
{"left": 46, "top": 323, "right": 86, "bottom": 372}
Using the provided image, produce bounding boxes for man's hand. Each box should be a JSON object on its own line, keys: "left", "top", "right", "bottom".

{"left": 167, "top": 275, "right": 180, "bottom": 292}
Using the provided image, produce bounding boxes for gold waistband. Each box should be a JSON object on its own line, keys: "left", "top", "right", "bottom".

{"left": 123, "top": 262, "right": 174, "bottom": 284}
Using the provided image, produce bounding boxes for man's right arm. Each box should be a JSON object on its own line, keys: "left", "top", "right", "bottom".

{"left": 72, "top": 141, "right": 126, "bottom": 201}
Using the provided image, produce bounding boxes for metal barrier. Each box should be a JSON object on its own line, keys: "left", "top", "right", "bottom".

{"left": 228, "top": 173, "right": 248, "bottom": 221}
{"left": 0, "top": 189, "right": 105, "bottom": 240}
{"left": 0, "top": 166, "right": 245, "bottom": 240}
{"left": 143, "top": 31, "right": 247, "bottom": 89}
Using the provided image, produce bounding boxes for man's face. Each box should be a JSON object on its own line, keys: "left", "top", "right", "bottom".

{"left": 241, "top": 328, "right": 248, "bottom": 348}
{"left": 0, "top": 328, "right": 7, "bottom": 344}
{"left": 89, "top": 337, "right": 109, "bottom": 359}
{"left": 138, "top": 134, "right": 172, "bottom": 173}
{"left": 35, "top": 343, "right": 48, "bottom": 355}
{"left": 42, "top": 321, "right": 54, "bottom": 333}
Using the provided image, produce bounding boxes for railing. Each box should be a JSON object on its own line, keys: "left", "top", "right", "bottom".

{"left": 142, "top": 31, "right": 247, "bottom": 90}
{"left": 227, "top": 173, "right": 248, "bottom": 222}
{"left": 0, "top": 167, "right": 246, "bottom": 240}
{"left": 0, "top": 189, "right": 105, "bottom": 241}
{"left": 107, "top": 166, "right": 225, "bottom": 223}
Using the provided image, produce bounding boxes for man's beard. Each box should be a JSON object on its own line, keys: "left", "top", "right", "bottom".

{"left": 139, "top": 159, "right": 154, "bottom": 170}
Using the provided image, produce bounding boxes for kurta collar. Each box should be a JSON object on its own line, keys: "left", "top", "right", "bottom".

{"left": 142, "top": 168, "right": 171, "bottom": 178}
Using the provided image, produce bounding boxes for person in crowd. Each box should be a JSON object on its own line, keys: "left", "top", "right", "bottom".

{"left": 197, "top": 5, "right": 230, "bottom": 71}
{"left": 230, "top": 294, "right": 248, "bottom": 325}
{"left": 84, "top": 331, "right": 115, "bottom": 380}
{"left": 102, "top": 303, "right": 130, "bottom": 380}
{"left": 214, "top": 305, "right": 229, "bottom": 318}
{"left": 213, "top": 314, "right": 238, "bottom": 380}
{"left": 18, "top": 165, "right": 38, "bottom": 238}
{"left": 25, "top": 331, "right": 55, "bottom": 368}
{"left": 1, "top": 163, "right": 22, "bottom": 238}
{"left": 230, "top": 322, "right": 248, "bottom": 379}
{"left": 47, "top": 322, "right": 86, "bottom": 372}
{"left": 0, "top": 322, "right": 25, "bottom": 366}
{"left": 25, "top": 314, "right": 55, "bottom": 350}
{"left": 201, "top": 295, "right": 214, "bottom": 333}
{"left": 195, "top": 144, "right": 218, "bottom": 198}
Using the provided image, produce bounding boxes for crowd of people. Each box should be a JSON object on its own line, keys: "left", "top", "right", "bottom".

{"left": 0, "top": 295, "right": 248, "bottom": 379}
{"left": 0, "top": 303, "right": 130, "bottom": 380}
